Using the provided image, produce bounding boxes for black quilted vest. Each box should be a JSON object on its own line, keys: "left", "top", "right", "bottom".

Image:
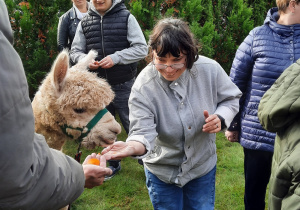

{"left": 81, "top": 3, "right": 137, "bottom": 85}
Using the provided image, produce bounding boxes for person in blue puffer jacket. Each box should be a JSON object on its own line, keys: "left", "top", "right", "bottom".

{"left": 225, "top": 0, "right": 300, "bottom": 209}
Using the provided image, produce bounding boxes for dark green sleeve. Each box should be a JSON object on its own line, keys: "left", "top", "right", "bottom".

{"left": 258, "top": 60, "right": 300, "bottom": 132}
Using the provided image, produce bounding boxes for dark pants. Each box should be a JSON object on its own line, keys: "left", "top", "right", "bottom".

{"left": 107, "top": 78, "right": 134, "bottom": 167}
{"left": 244, "top": 148, "right": 273, "bottom": 210}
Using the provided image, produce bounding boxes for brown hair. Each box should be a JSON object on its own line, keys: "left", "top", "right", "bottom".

{"left": 277, "top": 0, "right": 300, "bottom": 13}
{"left": 147, "top": 18, "right": 199, "bottom": 70}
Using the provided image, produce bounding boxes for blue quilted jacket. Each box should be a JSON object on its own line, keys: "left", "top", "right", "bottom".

{"left": 228, "top": 8, "right": 300, "bottom": 152}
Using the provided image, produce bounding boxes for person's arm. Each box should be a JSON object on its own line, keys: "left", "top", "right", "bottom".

{"left": 213, "top": 62, "right": 242, "bottom": 129}
{"left": 0, "top": 2, "right": 109, "bottom": 208}
{"left": 70, "top": 23, "right": 87, "bottom": 64}
{"left": 101, "top": 140, "right": 147, "bottom": 160}
{"left": 227, "top": 30, "right": 255, "bottom": 131}
{"left": 258, "top": 60, "right": 300, "bottom": 132}
{"left": 57, "top": 13, "right": 70, "bottom": 52}
{"left": 109, "top": 14, "right": 148, "bottom": 65}
{"left": 0, "top": 44, "right": 85, "bottom": 208}
{"left": 102, "top": 78, "right": 157, "bottom": 159}
{"left": 271, "top": 151, "right": 300, "bottom": 210}
{"left": 258, "top": 61, "right": 300, "bottom": 210}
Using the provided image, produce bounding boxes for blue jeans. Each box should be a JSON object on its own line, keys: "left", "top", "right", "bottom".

{"left": 107, "top": 78, "right": 134, "bottom": 167}
{"left": 144, "top": 166, "right": 216, "bottom": 210}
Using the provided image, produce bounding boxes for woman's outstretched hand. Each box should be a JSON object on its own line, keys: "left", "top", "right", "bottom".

{"left": 101, "top": 141, "right": 146, "bottom": 160}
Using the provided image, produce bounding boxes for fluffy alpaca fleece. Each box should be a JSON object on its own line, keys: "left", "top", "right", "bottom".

{"left": 32, "top": 50, "right": 121, "bottom": 151}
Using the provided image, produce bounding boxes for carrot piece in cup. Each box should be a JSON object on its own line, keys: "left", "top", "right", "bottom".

{"left": 86, "top": 158, "right": 100, "bottom": 165}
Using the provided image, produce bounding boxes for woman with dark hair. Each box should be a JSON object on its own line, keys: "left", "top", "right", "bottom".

{"left": 102, "top": 17, "right": 241, "bottom": 210}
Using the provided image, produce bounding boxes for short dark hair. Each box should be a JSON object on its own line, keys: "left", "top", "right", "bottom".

{"left": 148, "top": 18, "right": 199, "bottom": 70}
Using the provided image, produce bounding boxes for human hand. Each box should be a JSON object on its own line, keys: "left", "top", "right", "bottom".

{"left": 202, "top": 110, "right": 221, "bottom": 133}
{"left": 98, "top": 56, "right": 114, "bottom": 69}
{"left": 225, "top": 130, "right": 239, "bottom": 142}
{"left": 82, "top": 153, "right": 112, "bottom": 188}
{"left": 89, "top": 60, "right": 101, "bottom": 70}
{"left": 102, "top": 141, "right": 145, "bottom": 160}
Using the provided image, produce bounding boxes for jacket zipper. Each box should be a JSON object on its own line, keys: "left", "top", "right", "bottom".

{"left": 100, "top": 16, "right": 106, "bottom": 57}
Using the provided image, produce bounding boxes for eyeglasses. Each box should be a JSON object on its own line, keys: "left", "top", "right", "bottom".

{"left": 153, "top": 62, "right": 185, "bottom": 70}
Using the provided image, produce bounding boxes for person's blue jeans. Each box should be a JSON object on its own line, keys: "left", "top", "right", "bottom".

{"left": 107, "top": 78, "right": 134, "bottom": 167}
{"left": 144, "top": 166, "right": 216, "bottom": 210}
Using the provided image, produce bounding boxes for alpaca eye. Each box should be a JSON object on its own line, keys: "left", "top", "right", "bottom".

{"left": 74, "top": 108, "right": 86, "bottom": 114}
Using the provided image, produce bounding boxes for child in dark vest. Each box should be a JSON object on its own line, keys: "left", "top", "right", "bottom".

{"left": 70, "top": 0, "right": 148, "bottom": 180}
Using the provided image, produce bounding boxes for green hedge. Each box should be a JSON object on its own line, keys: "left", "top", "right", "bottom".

{"left": 5, "top": 0, "right": 276, "bottom": 98}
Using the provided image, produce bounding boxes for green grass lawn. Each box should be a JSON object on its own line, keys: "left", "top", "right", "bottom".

{"left": 63, "top": 131, "right": 266, "bottom": 210}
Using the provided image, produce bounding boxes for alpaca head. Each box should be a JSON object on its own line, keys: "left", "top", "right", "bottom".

{"left": 34, "top": 50, "right": 122, "bottom": 150}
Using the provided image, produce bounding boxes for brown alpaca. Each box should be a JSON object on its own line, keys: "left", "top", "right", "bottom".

{"left": 32, "top": 50, "right": 121, "bottom": 151}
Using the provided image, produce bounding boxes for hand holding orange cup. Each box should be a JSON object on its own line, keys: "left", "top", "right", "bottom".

{"left": 85, "top": 153, "right": 102, "bottom": 165}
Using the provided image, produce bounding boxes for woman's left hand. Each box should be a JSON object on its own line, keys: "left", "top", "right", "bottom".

{"left": 202, "top": 110, "right": 221, "bottom": 133}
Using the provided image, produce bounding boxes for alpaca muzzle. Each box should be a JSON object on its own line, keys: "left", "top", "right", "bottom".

{"left": 60, "top": 108, "right": 108, "bottom": 162}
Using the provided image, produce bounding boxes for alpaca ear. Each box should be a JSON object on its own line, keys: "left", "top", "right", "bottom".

{"left": 52, "top": 50, "right": 69, "bottom": 92}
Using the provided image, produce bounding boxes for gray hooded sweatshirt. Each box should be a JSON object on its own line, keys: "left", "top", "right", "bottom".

{"left": 0, "top": 1, "right": 85, "bottom": 209}
{"left": 70, "top": 0, "right": 147, "bottom": 65}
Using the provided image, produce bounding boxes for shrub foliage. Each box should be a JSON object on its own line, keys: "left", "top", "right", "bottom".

{"left": 5, "top": 0, "right": 276, "bottom": 98}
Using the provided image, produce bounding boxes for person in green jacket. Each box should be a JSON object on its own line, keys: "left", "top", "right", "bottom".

{"left": 258, "top": 59, "right": 300, "bottom": 210}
